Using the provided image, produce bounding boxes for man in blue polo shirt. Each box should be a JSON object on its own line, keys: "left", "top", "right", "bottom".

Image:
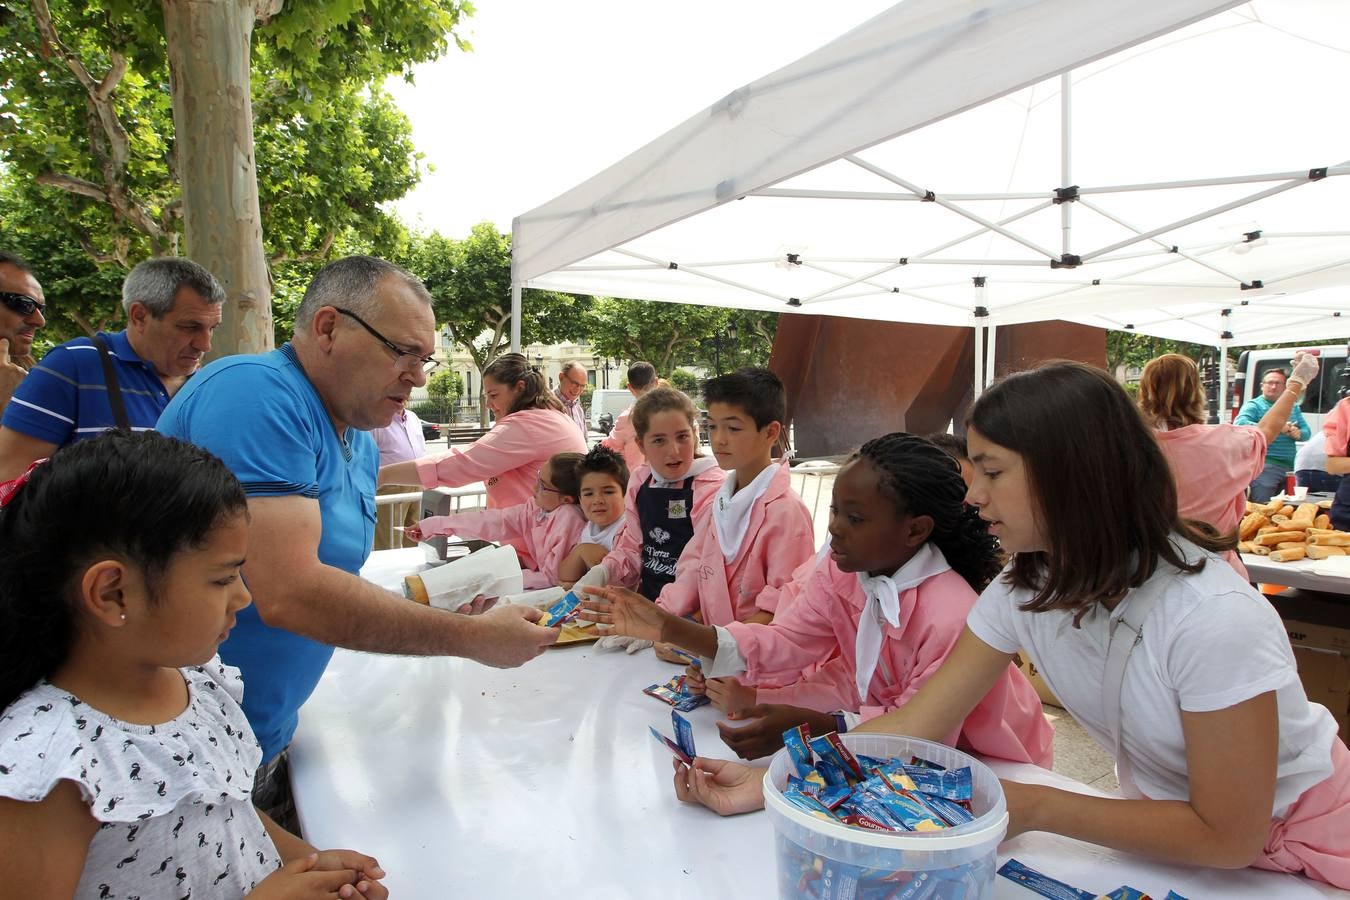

{"left": 1234, "top": 366, "right": 1312, "bottom": 502}
{"left": 157, "top": 255, "right": 559, "bottom": 830}
{"left": 0, "top": 256, "right": 224, "bottom": 480}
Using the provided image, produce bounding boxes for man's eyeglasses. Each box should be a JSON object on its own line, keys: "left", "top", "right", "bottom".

{"left": 335, "top": 308, "right": 439, "bottom": 374}
{"left": 0, "top": 292, "right": 45, "bottom": 317}
{"left": 561, "top": 373, "right": 588, "bottom": 389}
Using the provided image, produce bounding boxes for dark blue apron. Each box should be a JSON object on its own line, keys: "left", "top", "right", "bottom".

{"left": 636, "top": 474, "right": 698, "bottom": 600}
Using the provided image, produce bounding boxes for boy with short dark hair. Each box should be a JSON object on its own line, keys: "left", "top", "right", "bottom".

{"left": 657, "top": 368, "right": 814, "bottom": 628}
{"left": 558, "top": 446, "right": 629, "bottom": 583}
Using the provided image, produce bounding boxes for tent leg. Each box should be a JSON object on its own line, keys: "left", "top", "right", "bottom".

{"left": 985, "top": 324, "right": 998, "bottom": 388}
{"left": 1061, "top": 72, "right": 1072, "bottom": 257}
{"left": 973, "top": 321, "right": 985, "bottom": 400}
{"left": 1217, "top": 341, "right": 1230, "bottom": 423}
{"left": 510, "top": 282, "right": 522, "bottom": 353}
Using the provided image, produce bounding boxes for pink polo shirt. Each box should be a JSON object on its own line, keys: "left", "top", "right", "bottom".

{"left": 1154, "top": 423, "right": 1265, "bottom": 577}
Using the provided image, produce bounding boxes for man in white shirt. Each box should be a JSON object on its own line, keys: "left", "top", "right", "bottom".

{"left": 555, "top": 361, "right": 589, "bottom": 437}
{"left": 372, "top": 399, "right": 428, "bottom": 548}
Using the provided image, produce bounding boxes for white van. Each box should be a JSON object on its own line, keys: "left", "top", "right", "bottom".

{"left": 589, "top": 389, "right": 633, "bottom": 434}
{"left": 1229, "top": 344, "right": 1348, "bottom": 433}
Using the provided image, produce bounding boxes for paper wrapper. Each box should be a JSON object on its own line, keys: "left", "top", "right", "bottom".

{"left": 404, "top": 545, "right": 524, "bottom": 610}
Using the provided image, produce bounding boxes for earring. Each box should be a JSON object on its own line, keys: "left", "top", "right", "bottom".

{"left": 120, "top": 613, "right": 127, "bottom": 622}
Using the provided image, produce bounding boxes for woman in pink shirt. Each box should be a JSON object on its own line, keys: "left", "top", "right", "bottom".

{"left": 1138, "top": 352, "right": 1318, "bottom": 577}
{"left": 380, "top": 353, "right": 588, "bottom": 514}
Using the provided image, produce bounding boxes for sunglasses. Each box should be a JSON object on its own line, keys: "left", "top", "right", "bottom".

{"left": 0, "top": 292, "right": 45, "bottom": 317}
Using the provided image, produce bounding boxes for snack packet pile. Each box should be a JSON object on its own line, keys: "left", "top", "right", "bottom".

{"left": 997, "top": 859, "right": 1189, "bottom": 900}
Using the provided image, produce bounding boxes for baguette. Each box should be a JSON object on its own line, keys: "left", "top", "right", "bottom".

{"left": 1292, "top": 503, "right": 1318, "bottom": 525}
{"left": 1307, "top": 533, "right": 1350, "bottom": 547}
{"left": 1275, "top": 541, "right": 1305, "bottom": 551}
{"left": 1250, "top": 544, "right": 1272, "bottom": 556}
{"left": 1270, "top": 546, "right": 1307, "bottom": 562}
{"left": 1315, "top": 514, "right": 1332, "bottom": 530}
{"left": 1307, "top": 546, "right": 1347, "bottom": 560}
{"left": 1257, "top": 530, "right": 1311, "bottom": 546}
{"left": 1238, "top": 513, "right": 1267, "bottom": 541}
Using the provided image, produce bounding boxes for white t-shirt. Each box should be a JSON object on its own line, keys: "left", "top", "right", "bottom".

{"left": 967, "top": 541, "right": 1338, "bottom": 816}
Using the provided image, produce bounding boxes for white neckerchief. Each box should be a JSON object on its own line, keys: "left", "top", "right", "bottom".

{"left": 648, "top": 455, "right": 719, "bottom": 489}
{"left": 579, "top": 516, "right": 622, "bottom": 550}
{"left": 712, "top": 459, "right": 782, "bottom": 562}
{"left": 853, "top": 542, "right": 951, "bottom": 700}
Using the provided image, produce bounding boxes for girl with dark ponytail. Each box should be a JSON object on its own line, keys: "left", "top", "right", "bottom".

{"left": 0, "top": 430, "right": 389, "bottom": 897}
{"left": 379, "top": 351, "right": 587, "bottom": 513}
{"left": 580, "top": 432, "right": 1054, "bottom": 765}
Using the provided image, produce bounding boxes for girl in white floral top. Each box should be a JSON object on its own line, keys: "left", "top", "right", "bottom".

{"left": 0, "top": 431, "right": 387, "bottom": 899}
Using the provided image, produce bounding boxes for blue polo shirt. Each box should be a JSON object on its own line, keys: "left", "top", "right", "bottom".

{"left": 1, "top": 330, "right": 171, "bottom": 444}
{"left": 1234, "top": 395, "right": 1311, "bottom": 469}
{"left": 157, "top": 343, "right": 377, "bottom": 761}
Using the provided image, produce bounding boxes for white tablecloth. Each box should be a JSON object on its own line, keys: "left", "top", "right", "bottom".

{"left": 1243, "top": 553, "right": 1350, "bottom": 596}
{"left": 284, "top": 549, "right": 1348, "bottom": 899}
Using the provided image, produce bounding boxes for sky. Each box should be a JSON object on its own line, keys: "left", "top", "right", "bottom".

{"left": 384, "top": 0, "right": 898, "bottom": 239}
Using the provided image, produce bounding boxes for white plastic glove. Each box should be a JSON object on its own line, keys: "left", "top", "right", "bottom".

{"left": 1290, "top": 351, "right": 1319, "bottom": 388}
{"left": 594, "top": 634, "right": 654, "bottom": 654}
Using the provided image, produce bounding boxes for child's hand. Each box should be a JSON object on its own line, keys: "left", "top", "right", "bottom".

{"left": 716, "top": 704, "right": 826, "bottom": 761}
{"left": 705, "top": 676, "right": 756, "bottom": 715}
{"left": 401, "top": 524, "right": 424, "bottom": 542}
{"left": 578, "top": 585, "right": 667, "bottom": 642}
{"left": 247, "top": 853, "right": 366, "bottom": 898}
{"left": 672, "top": 756, "right": 766, "bottom": 816}
{"left": 653, "top": 641, "right": 691, "bottom": 665}
{"left": 315, "top": 849, "right": 388, "bottom": 899}
{"left": 682, "top": 664, "right": 707, "bottom": 695}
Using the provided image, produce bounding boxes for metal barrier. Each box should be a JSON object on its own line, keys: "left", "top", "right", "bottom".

{"left": 373, "top": 484, "right": 488, "bottom": 550}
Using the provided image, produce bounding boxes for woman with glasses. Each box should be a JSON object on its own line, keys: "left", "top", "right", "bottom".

{"left": 380, "top": 352, "right": 588, "bottom": 566}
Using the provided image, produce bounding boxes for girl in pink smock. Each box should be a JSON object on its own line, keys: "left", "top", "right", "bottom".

{"left": 406, "top": 450, "right": 585, "bottom": 588}
{"left": 380, "top": 354, "right": 586, "bottom": 561}
{"left": 1139, "top": 352, "right": 1320, "bottom": 578}
{"left": 600, "top": 386, "right": 725, "bottom": 598}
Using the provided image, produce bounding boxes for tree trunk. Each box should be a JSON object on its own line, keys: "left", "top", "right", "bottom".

{"left": 161, "top": 0, "right": 274, "bottom": 358}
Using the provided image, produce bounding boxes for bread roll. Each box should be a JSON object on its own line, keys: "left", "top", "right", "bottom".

{"left": 1307, "top": 533, "right": 1350, "bottom": 547}
{"left": 1315, "top": 514, "right": 1332, "bottom": 530}
{"left": 1270, "top": 546, "right": 1307, "bottom": 562}
{"left": 1278, "top": 505, "right": 1296, "bottom": 518}
{"left": 1257, "top": 530, "right": 1310, "bottom": 546}
{"left": 1307, "top": 546, "right": 1347, "bottom": 560}
{"left": 1239, "top": 513, "right": 1267, "bottom": 541}
{"left": 1251, "top": 545, "right": 1272, "bottom": 556}
{"left": 1275, "top": 541, "right": 1306, "bottom": 550}
{"left": 1292, "top": 503, "right": 1318, "bottom": 525}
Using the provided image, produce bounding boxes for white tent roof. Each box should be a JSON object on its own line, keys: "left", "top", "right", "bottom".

{"left": 513, "top": 0, "right": 1350, "bottom": 347}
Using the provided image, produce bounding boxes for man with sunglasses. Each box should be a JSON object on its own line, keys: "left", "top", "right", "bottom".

{"left": 157, "top": 254, "right": 558, "bottom": 833}
{"left": 0, "top": 256, "right": 224, "bottom": 481}
{"left": 0, "top": 251, "right": 45, "bottom": 417}
{"left": 556, "top": 360, "right": 589, "bottom": 437}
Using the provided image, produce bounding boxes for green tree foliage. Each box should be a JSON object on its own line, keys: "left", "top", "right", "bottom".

{"left": 0, "top": 0, "right": 467, "bottom": 348}
{"left": 425, "top": 368, "right": 465, "bottom": 418}
{"left": 669, "top": 368, "right": 700, "bottom": 396}
{"left": 404, "top": 222, "right": 590, "bottom": 424}
{"left": 582, "top": 299, "right": 778, "bottom": 375}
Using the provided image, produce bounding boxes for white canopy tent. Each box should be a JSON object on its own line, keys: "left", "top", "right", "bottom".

{"left": 511, "top": 0, "right": 1350, "bottom": 412}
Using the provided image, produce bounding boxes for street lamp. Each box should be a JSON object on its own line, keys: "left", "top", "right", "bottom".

{"left": 592, "top": 355, "right": 601, "bottom": 389}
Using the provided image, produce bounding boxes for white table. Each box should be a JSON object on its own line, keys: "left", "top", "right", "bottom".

{"left": 1243, "top": 553, "right": 1350, "bottom": 596}
{"left": 285, "top": 549, "right": 1348, "bottom": 899}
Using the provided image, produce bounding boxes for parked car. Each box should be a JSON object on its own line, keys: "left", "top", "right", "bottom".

{"left": 421, "top": 421, "right": 442, "bottom": 442}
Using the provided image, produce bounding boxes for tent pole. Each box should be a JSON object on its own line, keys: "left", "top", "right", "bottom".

{"left": 973, "top": 321, "right": 984, "bottom": 401}
{"left": 1217, "top": 308, "right": 1232, "bottom": 422}
{"left": 986, "top": 322, "right": 998, "bottom": 388}
{"left": 510, "top": 282, "right": 522, "bottom": 353}
{"left": 1061, "top": 72, "right": 1072, "bottom": 258}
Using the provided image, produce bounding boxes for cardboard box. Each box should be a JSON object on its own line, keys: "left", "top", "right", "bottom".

{"left": 1268, "top": 591, "right": 1350, "bottom": 743}
{"left": 1013, "top": 652, "right": 1062, "bottom": 709}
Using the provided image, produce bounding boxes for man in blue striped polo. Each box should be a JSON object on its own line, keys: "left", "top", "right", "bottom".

{"left": 0, "top": 256, "right": 225, "bottom": 480}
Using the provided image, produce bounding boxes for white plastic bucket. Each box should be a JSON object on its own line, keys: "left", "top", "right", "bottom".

{"left": 762, "top": 733, "right": 1007, "bottom": 899}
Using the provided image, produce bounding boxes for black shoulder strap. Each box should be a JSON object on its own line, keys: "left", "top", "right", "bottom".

{"left": 91, "top": 335, "right": 130, "bottom": 431}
